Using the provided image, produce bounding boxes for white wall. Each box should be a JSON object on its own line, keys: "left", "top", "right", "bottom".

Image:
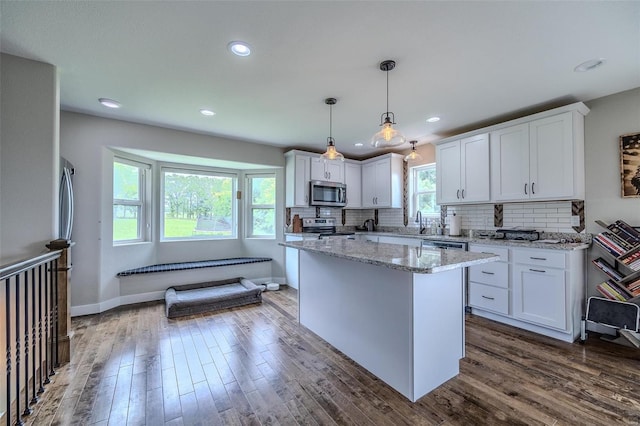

{"left": 60, "top": 112, "right": 285, "bottom": 313}
{"left": 584, "top": 87, "right": 640, "bottom": 293}
{"left": 0, "top": 54, "right": 59, "bottom": 261}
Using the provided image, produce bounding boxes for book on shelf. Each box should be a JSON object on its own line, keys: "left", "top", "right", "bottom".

{"left": 592, "top": 257, "right": 626, "bottom": 281}
{"left": 612, "top": 220, "right": 640, "bottom": 243}
{"left": 620, "top": 249, "right": 640, "bottom": 271}
{"left": 596, "top": 280, "right": 635, "bottom": 302}
{"left": 593, "top": 237, "right": 625, "bottom": 257}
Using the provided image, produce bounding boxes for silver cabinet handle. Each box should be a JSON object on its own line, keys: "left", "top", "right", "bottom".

{"left": 524, "top": 183, "right": 528, "bottom": 195}
{"left": 481, "top": 271, "right": 495, "bottom": 275}
{"left": 531, "top": 182, "right": 535, "bottom": 194}
{"left": 530, "top": 257, "right": 547, "bottom": 261}
{"left": 481, "top": 295, "right": 495, "bottom": 300}
{"left": 529, "top": 268, "right": 546, "bottom": 273}
{"left": 461, "top": 189, "right": 465, "bottom": 199}
{"left": 456, "top": 189, "right": 460, "bottom": 199}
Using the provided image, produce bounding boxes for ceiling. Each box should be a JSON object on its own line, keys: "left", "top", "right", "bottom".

{"left": 1, "top": 1, "right": 639, "bottom": 159}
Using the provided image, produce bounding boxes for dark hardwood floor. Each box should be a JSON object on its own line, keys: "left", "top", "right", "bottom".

{"left": 22, "top": 287, "right": 640, "bottom": 425}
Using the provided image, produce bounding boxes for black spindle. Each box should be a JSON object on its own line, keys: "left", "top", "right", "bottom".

{"left": 43, "top": 264, "right": 50, "bottom": 385}
{"left": 23, "top": 271, "right": 32, "bottom": 417}
{"left": 30, "top": 267, "right": 39, "bottom": 404}
{"left": 15, "top": 275, "right": 23, "bottom": 425}
{"left": 49, "top": 260, "right": 56, "bottom": 376}
{"left": 5, "top": 278, "right": 12, "bottom": 426}
{"left": 54, "top": 259, "right": 59, "bottom": 368}
{"left": 38, "top": 264, "right": 45, "bottom": 394}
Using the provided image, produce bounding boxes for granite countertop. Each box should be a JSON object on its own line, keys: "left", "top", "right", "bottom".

{"left": 284, "top": 231, "right": 590, "bottom": 250}
{"left": 280, "top": 239, "right": 499, "bottom": 274}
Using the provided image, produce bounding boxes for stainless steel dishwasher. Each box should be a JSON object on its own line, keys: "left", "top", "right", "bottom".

{"left": 421, "top": 239, "right": 468, "bottom": 251}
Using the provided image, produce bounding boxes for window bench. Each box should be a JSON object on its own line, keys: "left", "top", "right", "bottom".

{"left": 116, "top": 257, "right": 273, "bottom": 305}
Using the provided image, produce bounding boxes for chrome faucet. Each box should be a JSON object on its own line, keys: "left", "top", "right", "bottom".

{"left": 415, "top": 210, "right": 426, "bottom": 234}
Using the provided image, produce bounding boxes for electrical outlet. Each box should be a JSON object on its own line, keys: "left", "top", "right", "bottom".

{"left": 571, "top": 215, "right": 581, "bottom": 226}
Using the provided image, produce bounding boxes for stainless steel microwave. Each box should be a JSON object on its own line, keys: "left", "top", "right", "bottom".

{"left": 309, "top": 180, "right": 347, "bottom": 207}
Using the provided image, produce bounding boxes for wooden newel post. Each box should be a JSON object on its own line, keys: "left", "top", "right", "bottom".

{"left": 46, "top": 239, "right": 74, "bottom": 364}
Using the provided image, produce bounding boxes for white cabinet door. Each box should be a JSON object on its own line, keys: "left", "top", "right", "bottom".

{"left": 437, "top": 135, "right": 489, "bottom": 204}
{"left": 373, "top": 158, "right": 392, "bottom": 206}
{"left": 490, "top": 123, "right": 530, "bottom": 201}
{"left": 361, "top": 154, "right": 402, "bottom": 208}
{"left": 344, "top": 161, "right": 362, "bottom": 208}
{"left": 512, "top": 264, "right": 567, "bottom": 330}
{"left": 310, "top": 157, "right": 344, "bottom": 183}
{"left": 436, "top": 141, "right": 461, "bottom": 204}
{"left": 361, "top": 162, "right": 376, "bottom": 208}
{"left": 310, "top": 157, "right": 326, "bottom": 181}
{"left": 285, "top": 235, "right": 303, "bottom": 289}
{"left": 285, "top": 152, "right": 310, "bottom": 207}
{"left": 325, "top": 160, "right": 344, "bottom": 183}
{"left": 528, "top": 112, "right": 573, "bottom": 200}
{"left": 460, "top": 134, "right": 490, "bottom": 203}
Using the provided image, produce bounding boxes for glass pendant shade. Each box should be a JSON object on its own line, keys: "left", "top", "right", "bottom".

{"left": 320, "top": 97, "right": 344, "bottom": 162}
{"left": 373, "top": 116, "right": 406, "bottom": 148}
{"left": 404, "top": 140, "right": 422, "bottom": 162}
{"left": 321, "top": 138, "right": 344, "bottom": 161}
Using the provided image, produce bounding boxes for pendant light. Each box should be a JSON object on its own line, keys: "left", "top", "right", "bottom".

{"left": 371, "top": 60, "right": 406, "bottom": 148}
{"left": 320, "top": 97, "right": 345, "bottom": 161}
{"left": 404, "top": 140, "right": 422, "bottom": 162}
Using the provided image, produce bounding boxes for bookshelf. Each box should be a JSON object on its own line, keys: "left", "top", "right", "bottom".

{"left": 583, "top": 220, "right": 640, "bottom": 347}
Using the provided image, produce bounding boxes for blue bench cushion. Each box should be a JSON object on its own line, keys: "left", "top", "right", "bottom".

{"left": 165, "top": 277, "right": 262, "bottom": 318}
{"left": 117, "top": 257, "right": 271, "bottom": 277}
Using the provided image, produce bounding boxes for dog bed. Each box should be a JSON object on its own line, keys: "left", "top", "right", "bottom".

{"left": 165, "top": 277, "right": 262, "bottom": 318}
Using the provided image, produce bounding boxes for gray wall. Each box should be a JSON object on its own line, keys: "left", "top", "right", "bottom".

{"left": 60, "top": 112, "right": 286, "bottom": 313}
{"left": 0, "top": 53, "right": 59, "bottom": 261}
{"left": 584, "top": 87, "right": 640, "bottom": 293}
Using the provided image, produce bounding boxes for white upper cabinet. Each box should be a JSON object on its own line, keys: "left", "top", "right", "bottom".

{"left": 285, "top": 150, "right": 311, "bottom": 207}
{"left": 491, "top": 110, "right": 585, "bottom": 202}
{"left": 344, "top": 161, "right": 362, "bottom": 208}
{"left": 490, "top": 123, "right": 530, "bottom": 201}
{"left": 436, "top": 133, "right": 490, "bottom": 204}
{"left": 361, "top": 154, "right": 403, "bottom": 208}
{"left": 310, "top": 157, "right": 344, "bottom": 183}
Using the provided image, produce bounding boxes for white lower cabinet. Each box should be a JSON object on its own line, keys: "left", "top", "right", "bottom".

{"left": 468, "top": 244, "right": 584, "bottom": 343}
{"left": 285, "top": 235, "right": 304, "bottom": 289}
{"left": 512, "top": 264, "right": 567, "bottom": 330}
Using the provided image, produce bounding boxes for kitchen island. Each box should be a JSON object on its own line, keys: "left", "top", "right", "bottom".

{"left": 280, "top": 238, "right": 498, "bottom": 402}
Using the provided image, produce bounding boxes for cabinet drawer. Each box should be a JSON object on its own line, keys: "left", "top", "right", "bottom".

{"left": 469, "top": 262, "right": 509, "bottom": 288}
{"left": 469, "top": 282, "right": 509, "bottom": 315}
{"left": 512, "top": 249, "right": 565, "bottom": 269}
{"left": 469, "top": 244, "right": 509, "bottom": 262}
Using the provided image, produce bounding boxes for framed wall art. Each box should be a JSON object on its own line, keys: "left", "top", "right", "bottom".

{"left": 620, "top": 132, "right": 640, "bottom": 198}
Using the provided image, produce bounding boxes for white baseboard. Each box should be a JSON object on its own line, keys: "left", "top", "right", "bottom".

{"left": 71, "top": 276, "right": 283, "bottom": 317}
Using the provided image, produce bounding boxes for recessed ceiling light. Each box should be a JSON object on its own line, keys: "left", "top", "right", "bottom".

{"left": 354, "top": 142, "right": 364, "bottom": 147}
{"left": 227, "top": 41, "right": 251, "bottom": 57}
{"left": 426, "top": 116, "right": 440, "bottom": 123}
{"left": 200, "top": 109, "right": 216, "bottom": 116}
{"left": 574, "top": 58, "right": 606, "bottom": 72}
{"left": 98, "top": 98, "right": 121, "bottom": 108}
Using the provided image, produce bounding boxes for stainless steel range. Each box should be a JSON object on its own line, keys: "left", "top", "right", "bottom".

{"left": 301, "top": 217, "right": 354, "bottom": 238}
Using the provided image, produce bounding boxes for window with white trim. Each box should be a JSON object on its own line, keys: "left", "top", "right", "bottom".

{"left": 161, "top": 167, "right": 237, "bottom": 240}
{"left": 411, "top": 163, "right": 440, "bottom": 217}
{"left": 113, "top": 158, "right": 150, "bottom": 243}
{"left": 246, "top": 174, "right": 276, "bottom": 238}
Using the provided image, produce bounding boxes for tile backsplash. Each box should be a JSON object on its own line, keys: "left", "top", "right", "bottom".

{"left": 287, "top": 201, "right": 583, "bottom": 234}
